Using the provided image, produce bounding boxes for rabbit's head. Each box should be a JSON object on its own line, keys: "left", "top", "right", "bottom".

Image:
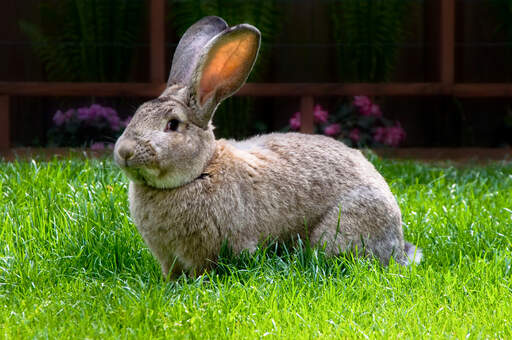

{"left": 114, "top": 16, "right": 260, "bottom": 188}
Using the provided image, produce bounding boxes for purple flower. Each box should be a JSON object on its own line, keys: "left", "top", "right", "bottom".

{"left": 88, "top": 104, "right": 103, "bottom": 120}
{"left": 100, "top": 106, "right": 117, "bottom": 120}
{"left": 289, "top": 112, "right": 301, "bottom": 130}
{"left": 53, "top": 109, "right": 75, "bottom": 126}
{"left": 76, "top": 104, "right": 122, "bottom": 131}
{"left": 121, "top": 116, "right": 132, "bottom": 128}
{"left": 53, "top": 110, "right": 66, "bottom": 126}
{"left": 107, "top": 115, "right": 121, "bottom": 131}
{"left": 64, "top": 109, "right": 74, "bottom": 121}
{"left": 324, "top": 123, "right": 341, "bottom": 136}
{"left": 53, "top": 103, "right": 125, "bottom": 145}
{"left": 77, "top": 107, "right": 92, "bottom": 121}
{"left": 313, "top": 104, "right": 329, "bottom": 124}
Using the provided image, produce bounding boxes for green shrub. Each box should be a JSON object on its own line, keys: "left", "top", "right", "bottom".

{"left": 330, "top": 0, "right": 410, "bottom": 82}
{"left": 20, "top": 0, "right": 144, "bottom": 81}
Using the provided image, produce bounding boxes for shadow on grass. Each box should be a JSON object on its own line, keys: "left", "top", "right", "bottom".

{"left": 192, "top": 238, "right": 391, "bottom": 287}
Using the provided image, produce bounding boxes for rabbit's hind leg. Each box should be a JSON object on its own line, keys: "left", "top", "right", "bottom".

{"left": 309, "top": 196, "right": 407, "bottom": 266}
{"left": 160, "top": 255, "right": 185, "bottom": 280}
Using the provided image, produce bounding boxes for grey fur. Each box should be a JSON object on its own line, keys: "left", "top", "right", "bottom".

{"left": 114, "top": 17, "right": 422, "bottom": 278}
{"left": 168, "top": 16, "right": 228, "bottom": 87}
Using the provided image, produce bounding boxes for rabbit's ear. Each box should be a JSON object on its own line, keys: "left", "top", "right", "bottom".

{"left": 191, "top": 24, "right": 260, "bottom": 127}
{"left": 168, "top": 16, "right": 228, "bottom": 87}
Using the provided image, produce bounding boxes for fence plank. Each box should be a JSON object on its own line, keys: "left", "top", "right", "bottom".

{"left": 300, "top": 96, "right": 314, "bottom": 134}
{"left": 150, "top": 0, "right": 166, "bottom": 84}
{"left": 0, "top": 96, "right": 9, "bottom": 150}
{"left": 440, "top": 0, "right": 455, "bottom": 84}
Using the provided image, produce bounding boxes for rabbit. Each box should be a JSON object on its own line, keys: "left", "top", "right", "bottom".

{"left": 114, "top": 16, "right": 422, "bottom": 278}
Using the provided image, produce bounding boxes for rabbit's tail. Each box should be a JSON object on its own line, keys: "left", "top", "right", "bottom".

{"left": 404, "top": 241, "right": 423, "bottom": 265}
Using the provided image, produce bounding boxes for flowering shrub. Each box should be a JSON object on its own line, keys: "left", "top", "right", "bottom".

{"left": 288, "top": 96, "right": 406, "bottom": 147}
{"left": 47, "top": 104, "right": 131, "bottom": 148}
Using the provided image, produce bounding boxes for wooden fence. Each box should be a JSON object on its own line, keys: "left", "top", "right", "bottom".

{"left": 1, "top": 0, "right": 512, "bottom": 150}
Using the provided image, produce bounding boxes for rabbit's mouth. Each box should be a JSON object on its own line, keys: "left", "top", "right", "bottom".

{"left": 121, "top": 166, "right": 159, "bottom": 187}
{"left": 122, "top": 167, "right": 148, "bottom": 185}
{"left": 122, "top": 166, "right": 181, "bottom": 189}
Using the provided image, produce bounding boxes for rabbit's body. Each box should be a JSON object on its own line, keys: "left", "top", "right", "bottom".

{"left": 114, "top": 16, "right": 421, "bottom": 278}
{"left": 129, "top": 133, "right": 408, "bottom": 277}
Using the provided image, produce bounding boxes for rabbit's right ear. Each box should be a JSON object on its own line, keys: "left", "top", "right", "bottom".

{"left": 189, "top": 24, "right": 260, "bottom": 128}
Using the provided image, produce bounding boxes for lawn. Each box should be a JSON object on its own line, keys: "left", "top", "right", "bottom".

{"left": 1, "top": 155, "right": 511, "bottom": 338}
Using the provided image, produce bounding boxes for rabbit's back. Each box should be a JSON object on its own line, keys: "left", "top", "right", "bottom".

{"left": 235, "top": 133, "right": 397, "bottom": 211}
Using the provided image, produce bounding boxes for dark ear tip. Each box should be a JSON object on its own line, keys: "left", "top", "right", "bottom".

{"left": 195, "top": 16, "right": 229, "bottom": 30}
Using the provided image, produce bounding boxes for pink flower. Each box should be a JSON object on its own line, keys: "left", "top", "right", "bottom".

{"left": 373, "top": 127, "right": 386, "bottom": 143}
{"left": 384, "top": 123, "right": 406, "bottom": 147}
{"left": 354, "top": 96, "right": 382, "bottom": 117}
{"left": 289, "top": 111, "right": 301, "bottom": 130}
{"left": 353, "top": 96, "right": 371, "bottom": 110}
{"left": 324, "top": 123, "right": 341, "bottom": 136}
{"left": 349, "top": 128, "right": 360, "bottom": 143}
{"left": 369, "top": 104, "right": 382, "bottom": 117}
{"left": 90, "top": 142, "right": 105, "bottom": 150}
{"left": 373, "top": 123, "right": 406, "bottom": 147}
{"left": 354, "top": 96, "right": 372, "bottom": 115}
{"left": 313, "top": 104, "right": 329, "bottom": 124}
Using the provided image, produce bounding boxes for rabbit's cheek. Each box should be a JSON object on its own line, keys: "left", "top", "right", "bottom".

{"left": 148, "top": 140, "right": 164, "bottom": 159}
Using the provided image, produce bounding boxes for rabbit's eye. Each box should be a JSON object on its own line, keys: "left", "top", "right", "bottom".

{"left": 165, "top": 119, "right": 180, "bottom": 132}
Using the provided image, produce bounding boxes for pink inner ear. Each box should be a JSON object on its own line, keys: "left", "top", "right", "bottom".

{"left": 198, "top": 32, "right": 258, "bottom": 106}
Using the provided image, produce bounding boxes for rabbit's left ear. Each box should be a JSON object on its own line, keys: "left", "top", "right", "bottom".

{"left": 190, "top": 24, "right": 260, "bottom": 127}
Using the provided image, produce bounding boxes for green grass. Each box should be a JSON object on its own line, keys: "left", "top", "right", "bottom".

{"left": 1, "top": 155, "right": 511, "bottom": 338}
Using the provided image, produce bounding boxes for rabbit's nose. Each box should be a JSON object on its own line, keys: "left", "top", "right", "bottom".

{"left": 116, "top": 139, "right": 136, "bottom": 161}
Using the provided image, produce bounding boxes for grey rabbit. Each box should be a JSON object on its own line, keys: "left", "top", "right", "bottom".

{"left": 114, "top": 16, "right": 422, "bottom": 278}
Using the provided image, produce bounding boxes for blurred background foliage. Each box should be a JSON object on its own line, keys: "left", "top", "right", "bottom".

{"left": 330, "top": 0, "right": 410, "bottom": 82}
{"left": 490, "top": 0, "right": 512, "bottom": 81}
{"left": 19, "top": 0, "right": 144, "bottom": 82}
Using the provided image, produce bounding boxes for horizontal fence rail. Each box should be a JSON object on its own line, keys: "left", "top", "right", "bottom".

{"left": 3, "top": 82, "right": 512, "bottom": 98}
